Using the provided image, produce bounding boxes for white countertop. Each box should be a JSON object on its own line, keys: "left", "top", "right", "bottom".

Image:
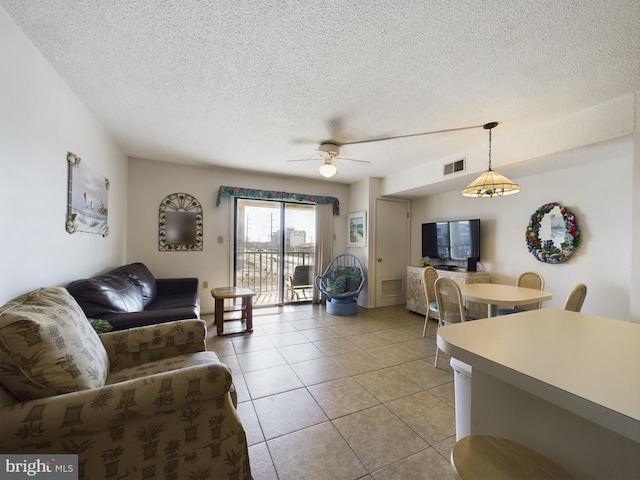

{"left": 437, "top": 308, "right": 640, "bottom": 442}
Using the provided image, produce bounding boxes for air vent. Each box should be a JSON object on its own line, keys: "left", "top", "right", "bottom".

{"left": 443, "top": 158, "right": 465, "bottom": 175}
{"left": 381, "top": 279, "right": 403, "bottom": 297}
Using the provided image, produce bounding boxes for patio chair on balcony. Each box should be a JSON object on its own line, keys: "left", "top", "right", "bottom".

{"left": 315, "top": 254, "right": 365, "bottom": 315}
{"left": 286, "top": 265, "right": 314, "bottom": 301}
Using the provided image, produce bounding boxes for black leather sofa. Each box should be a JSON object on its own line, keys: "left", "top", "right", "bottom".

{"left": 66, "top": 262, "right": 200, "bottom": 331}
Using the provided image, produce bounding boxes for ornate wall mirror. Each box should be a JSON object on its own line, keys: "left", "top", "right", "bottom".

{"left": 526, "top": 202, "right": 580, "bottom": 263}
{"left": 159, "top": 193, "right": 203, "bottom": 251}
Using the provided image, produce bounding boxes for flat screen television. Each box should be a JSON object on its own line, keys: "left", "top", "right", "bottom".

{"left": 421, "top": 222, "right": 450, "bottom": 259}
{"left": 449, "top": 219, "right": 481, "bottom": 261}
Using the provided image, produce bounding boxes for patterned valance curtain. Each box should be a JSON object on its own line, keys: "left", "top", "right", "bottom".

{"left": 216, "top": 186, "right": 340, "bottom": 215}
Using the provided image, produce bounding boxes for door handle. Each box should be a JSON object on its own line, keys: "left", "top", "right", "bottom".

{"left": 377, "top": 257, "right": 382, "bottom": 262}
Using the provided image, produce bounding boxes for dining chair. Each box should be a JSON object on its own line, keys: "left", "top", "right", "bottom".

{"left": 563, "top": 283, "right": 587, "bottom": 312}
{"left": 497, "top": 271, "right": 545, "bottom": 315}
{"left": 434, "top": 277, "right": 475, "bottom": 367}
{"left": 421, "top": 266, "right": 439, "bottom": 337}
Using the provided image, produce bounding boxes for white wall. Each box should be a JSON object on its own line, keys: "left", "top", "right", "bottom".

{"left": 632, "top": 108, "right": 640, "bottom": 321}
{"left": 348, "top": 178, "right": 372, "bottom": 307}
{"left": 410, "top": 150, "right": 633, "bottom": 321}
{"left": 0, "top": 8, "right": 128, "bottom": 304}
{"left": 127, "top": 158, "right": 350, "bottom": 313}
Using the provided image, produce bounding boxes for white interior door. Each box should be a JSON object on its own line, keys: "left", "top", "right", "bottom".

{"left": 375, "top": 198, "right": 410, "bottom": 307}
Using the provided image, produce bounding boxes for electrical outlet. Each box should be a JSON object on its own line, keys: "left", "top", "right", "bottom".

{"left": 203, "top": 281, "right": 209, "bottom": 289}
{"left": 217, "top": 236, "right": 224, "bottom": 244}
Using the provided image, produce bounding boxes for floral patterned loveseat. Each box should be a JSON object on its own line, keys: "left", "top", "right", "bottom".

{"left": 0, "top": 287, "right": 252, "bottom": 480}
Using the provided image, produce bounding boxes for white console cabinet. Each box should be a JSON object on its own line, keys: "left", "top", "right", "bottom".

{"left": 406, "top": 266, "right": 491, "bottom": 318}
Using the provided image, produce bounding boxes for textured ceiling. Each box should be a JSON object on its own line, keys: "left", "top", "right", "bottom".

{"left": 3, "top": 0, "right": 640, "bottom": 191}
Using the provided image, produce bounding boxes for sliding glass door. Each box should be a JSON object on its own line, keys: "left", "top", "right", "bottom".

{"left": 234, "top": 198, "right": 315, "bottom": 306}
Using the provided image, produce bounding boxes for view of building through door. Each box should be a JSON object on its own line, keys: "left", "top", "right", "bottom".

{"left": 235, "top": 199, "right": 315, "bottom": 306}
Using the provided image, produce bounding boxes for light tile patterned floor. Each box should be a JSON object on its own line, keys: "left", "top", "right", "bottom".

{"left": 204, "top": 304, "right": 458, "bottom": 480}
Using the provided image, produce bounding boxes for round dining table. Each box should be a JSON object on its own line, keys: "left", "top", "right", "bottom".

{"left": 458, "top": 283, "right": 553, "bottom": 317}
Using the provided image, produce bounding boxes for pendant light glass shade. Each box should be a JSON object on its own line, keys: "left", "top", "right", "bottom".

{"left": 319, "top": 161, "right": 337, "bottom": 178}
{"left": 461, "top": 169, "right": 521, "bottom": 197}
{"left": 461, "top": 122, "right": 520, "bottom": 198}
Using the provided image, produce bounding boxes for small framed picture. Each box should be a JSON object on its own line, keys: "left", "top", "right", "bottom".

{"left": 66, "top": 152, "right": 110, "bottom": 236}
{"left": 347, "top": 211, "right": 366, "bottom": 247}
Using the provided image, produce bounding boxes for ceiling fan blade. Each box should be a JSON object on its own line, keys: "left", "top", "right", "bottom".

{"left": 285, "top": 149, "right": 327, "bottom": 162}
{"left": 292, "top": 116, "right": 350, "bottom": 145}
{"left": 291, "top": 138, "right": 328, "bottom": 145}
{"left": 293, "top": 122, "right": 485, "bottom": 149}
{"left": 340, "top": 124, "right": 485, "bottom": 146}
{"left": 336, "top": 157, "right": 371, "bottom": 164}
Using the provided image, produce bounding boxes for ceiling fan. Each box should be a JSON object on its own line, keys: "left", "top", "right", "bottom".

{"left": 288, "top": 123, "right": 486, "bottom": 178}
{"left": 286, "top": 142, "right": 371, "bottom": 178}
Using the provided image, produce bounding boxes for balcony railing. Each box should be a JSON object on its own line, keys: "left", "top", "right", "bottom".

{"left": 236, "top": 249, "right": 315, "bottom": 305}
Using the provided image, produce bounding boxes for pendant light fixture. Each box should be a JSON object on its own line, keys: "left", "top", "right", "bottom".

{"left": 461, "top": 122, "right": 520, "bottom": 198}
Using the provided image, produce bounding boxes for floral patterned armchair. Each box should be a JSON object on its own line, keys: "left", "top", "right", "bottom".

{"left": 0, "top": 287, "right": 251, "bottom": 480}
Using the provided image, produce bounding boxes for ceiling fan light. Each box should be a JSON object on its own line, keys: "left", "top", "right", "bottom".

{"left": 319, "top": 161, "right": 337, "bottom": 177}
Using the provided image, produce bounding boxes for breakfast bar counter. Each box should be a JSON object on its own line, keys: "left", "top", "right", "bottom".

{"left": 437, "top": 308, "right": 640, "bottom": 478}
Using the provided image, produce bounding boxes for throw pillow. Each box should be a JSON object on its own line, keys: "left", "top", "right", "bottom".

{"left": 337, "top": 266, "right": 362, "bottom": 293}
{"left": 325, "top": 273, "right": 347, "bottom": 294}
{"left": 0, "top": 287, "right": 110, "bottom": 401}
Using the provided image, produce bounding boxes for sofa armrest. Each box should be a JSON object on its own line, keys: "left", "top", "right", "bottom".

{"left": 0, "top": 362, "right": 233, "bottom": 450}
{"left": 156, "top": 277, "right": 198, "bottom": 295}
{"left": 100, "top": 319, "right": 207, "bottom": 370}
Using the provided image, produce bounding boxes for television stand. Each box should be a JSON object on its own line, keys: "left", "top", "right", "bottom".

{"left": 406, "top": 266, "right": 490, "bottom": 318}
{"left": 435, "top": 265, "right": 458, "bottom": 271}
